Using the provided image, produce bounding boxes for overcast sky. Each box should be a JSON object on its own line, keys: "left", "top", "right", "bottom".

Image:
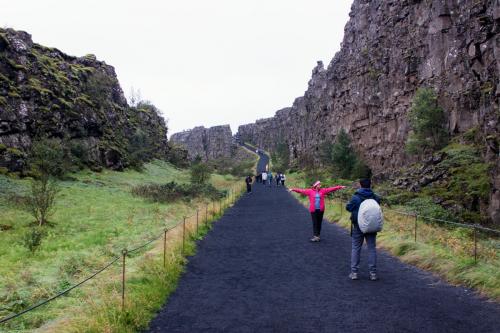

{"left": 2, "top": 0, "right": 352, "bottom": 136}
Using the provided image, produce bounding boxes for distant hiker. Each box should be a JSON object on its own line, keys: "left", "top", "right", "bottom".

{"left": 276, "top": 173, "right": 281, "bottom": 186}
{"left": 346, "top": 178, "right": 381, "bottom": 281}
{"left": 289, "top": 181, "right": 346, "bottom": 242}
{"left": 268, "top": 171, "right": 273, "bottom": 186}
{"left": 256, "top": 173, "right": 262, "bottom": 183}
{"left": 245, "top": 175, "right": 253, "bottom": 193}
{"left": 281, "top": 173, "right": 286, "bottom": 187}
{"left": 261, "top": 171, "right": 268, "bottom": 185}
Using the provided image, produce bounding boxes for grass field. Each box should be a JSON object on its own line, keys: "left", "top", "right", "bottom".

{"left": 286, "top": 172, "right": 500, "bottom": 301}
{"left": 0, "top": 160, "right": 246, "bottom": 332}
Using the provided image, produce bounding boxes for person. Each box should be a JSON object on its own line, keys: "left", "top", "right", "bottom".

{"left": 261, "top": 171, "right": 268, "bottom": 185}
{"left": 245, "top": 175, "right": 253, "bottom": 193}
{"left": 276, "top": 173, "right": 281, "bottom": 186}
{"left": 268, "top": 171, "right": 273, "bottom": 187}
{"left": 256, "top": 173, "right": 261, "bottom": 183}
{"left": 281, "top": 173, "right": 286, "bottom": 187}
{"left": 289, "top": 181, "right": 345, "bottom": 242}
{"left": 346, "top": 178, "right": 380, "bottom": 281}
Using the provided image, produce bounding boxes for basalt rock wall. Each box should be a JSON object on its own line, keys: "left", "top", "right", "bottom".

{"left": 238, "top": 0, "right": 500, "bottom": 222}
{"left": 0, "top": 28, "right": 169, "bottom": 172}
{"left": 170, "top": 125, "right": 234, "bottom": 161}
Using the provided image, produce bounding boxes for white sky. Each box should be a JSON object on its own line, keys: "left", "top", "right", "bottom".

{"left": 2, "top": 0, "right": 352, "bottom": 136}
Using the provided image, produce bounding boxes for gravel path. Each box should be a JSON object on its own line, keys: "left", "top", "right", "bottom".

{"left": 147, "top": 152, "right": 500, "bottom": 333}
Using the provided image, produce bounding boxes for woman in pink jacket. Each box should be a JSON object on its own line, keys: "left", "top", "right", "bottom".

{"left": 289, "top": 181, "right": 346, "bottom": 242}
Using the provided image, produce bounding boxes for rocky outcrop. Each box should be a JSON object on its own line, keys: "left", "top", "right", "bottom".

{"left": 238, "top": 0, "right": 499, "bottom": 222}
{"left": 0, "top": 28, "right": 169, "bottom": 172}
{"left": 170, "top": 125, "right": 234, "bottom": 161}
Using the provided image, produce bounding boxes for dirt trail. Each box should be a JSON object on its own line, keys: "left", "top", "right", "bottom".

{"left": 147, "top": 152, "right": 500, "bottom": 332}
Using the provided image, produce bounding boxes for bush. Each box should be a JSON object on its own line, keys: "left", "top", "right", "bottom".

{"left": 26, "top": 177, "right": 59, "bottom": 226}
{"left": 406, "top": 88, "right": 448, "bottom": 154}
{"left": 26, "top": 137, "right": 63, "bottom": 226}
{"left": 190, "top": 162, "right": 212, "bottom": 185}
{"left": 406, "top": 197, "right": 453, "bottom": 221}
{"left": 132, "top": 181, "right": 225, "bottom": 203}
{"left": 23, "top": 227, "right": 45, "bottom": 253}
{"left": 127, "top": 129, "right": 153, "bottom": 171}
{"left": 29, "top": 137, "right": 66, "bottom": 178}
{"left": 271, "top": 143, "right": 290, "bottom": 172}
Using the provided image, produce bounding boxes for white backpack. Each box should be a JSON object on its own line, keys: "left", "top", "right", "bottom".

{"left": 357, "top": 198, "right": 383, "bottom": 233}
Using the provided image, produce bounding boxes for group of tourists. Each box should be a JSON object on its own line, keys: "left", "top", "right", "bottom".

{"left": 253, "top": 170, "right": 286, "bottom": 187}
{"left": 290, "top": 178, "right": 382, "bottom": 281}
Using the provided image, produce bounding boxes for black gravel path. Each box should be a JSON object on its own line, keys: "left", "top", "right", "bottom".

{"left": 147, "top": 152, "right": 500, "bottom": 333}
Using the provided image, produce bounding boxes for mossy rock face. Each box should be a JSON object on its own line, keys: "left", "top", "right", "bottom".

{"left": 392, "top": 141, "right": 492, "bottom": 224}
{"left": 0, "top": 27, "right": 173, "bottom": 173}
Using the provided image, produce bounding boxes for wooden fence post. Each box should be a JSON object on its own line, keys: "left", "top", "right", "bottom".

{"left": 182, "top": 217, "right": 186, "bottom": 255}
{"left": 414, "top": 214, "right": 418, "bottom": 242}
{"left": 163, "top": 229, "right": 167, "bottom": 267}
{"left": 121, "top": 249, "right": 128, "bottom": 310}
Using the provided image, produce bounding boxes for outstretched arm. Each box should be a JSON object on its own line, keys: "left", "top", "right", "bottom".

{"left": 323, "top": 185, "right": 346, "bottom": 194}
{"left": 289, "top": 188, "right": 308, "bottom": 196}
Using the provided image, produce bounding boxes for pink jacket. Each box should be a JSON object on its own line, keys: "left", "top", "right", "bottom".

{"left": 291, "top": 186, "right": 345, "bottom": 212}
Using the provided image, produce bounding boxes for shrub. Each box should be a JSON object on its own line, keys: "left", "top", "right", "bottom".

{"left": 132, "top": 181, "right": 225, "bottom": 203}
{"left": 271, "top": 143, "right": 290, "bottom": 172}
{"left": 29, "top": 137, "right": 66, "bottom": 178}
{"left": 127, "top": 129, "right": 153, "bottom": 170}
{"left": 26, "top": 137, "right": 64, "bottom": 226}
{"left": 406, "top": 88, "right": 448, "bottom": 154}
{"left": 25, "top": 177, "right": 59, "bottom": 226}
{"left": 406, "top": 197, "right": 453, "bottom": 221}
{"left": 190, "top": 162, "right": 212, "bottom": 185}
{"left": 23, "top": 227, "right": 45, "bottom": 253}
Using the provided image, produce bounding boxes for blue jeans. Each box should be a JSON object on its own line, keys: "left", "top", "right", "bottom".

{"left": 351, "top": 225, "right": 377, "bottom": 274}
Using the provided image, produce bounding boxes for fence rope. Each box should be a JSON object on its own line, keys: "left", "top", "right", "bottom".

{"left": 334, "top": 195, "right": 500, "bottom": 235}
{"left": 0, "top": 193, "right": 237, "bottom": 325}
{"left": 0, "top": 256, "right": 120, "bottom": 324}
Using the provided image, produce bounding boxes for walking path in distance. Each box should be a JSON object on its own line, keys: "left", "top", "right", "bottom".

{"left": 147, "top": 151, "right": 500, "bottom": 332}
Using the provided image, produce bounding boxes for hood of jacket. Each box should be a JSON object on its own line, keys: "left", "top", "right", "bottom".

{"left": 355, "top": 188, "right": 374, "bottom": 199}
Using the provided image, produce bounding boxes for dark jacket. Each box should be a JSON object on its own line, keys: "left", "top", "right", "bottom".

{"left": 245, "top": 176, "right": 253, "bottom": 185}
{"left": 346, "top": 188, "right": 380, "bottom": 225}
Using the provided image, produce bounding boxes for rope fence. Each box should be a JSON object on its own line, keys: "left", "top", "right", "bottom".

{"left": 330, "top": 193, "right": 500, "bottom": 264}
{"left": 0, "top": 184, "right": 244, "bottom": 325}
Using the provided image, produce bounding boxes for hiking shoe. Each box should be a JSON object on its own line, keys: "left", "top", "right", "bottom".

{"left": 310, "top": 236, "right": 320, "bottom": 242}
{"left": 369, "top": 272, "right": 378, "bottom": 281}
{"left": 349, "top": 272, "right": 359, "bottom": 280}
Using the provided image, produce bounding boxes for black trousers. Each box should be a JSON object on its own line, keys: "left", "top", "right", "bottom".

{"left": 310, "top": 209, "right": 324, "bottom": 236}
{"left": 246, "top": 183, "right": 252, "bottom": 192}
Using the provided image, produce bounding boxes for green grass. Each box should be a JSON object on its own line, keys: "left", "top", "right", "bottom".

{"left": 286, "top": 172, "right": 500, "bottom": 301}
{"left": 0, "top": 160, "right": 243, "bottom": 332}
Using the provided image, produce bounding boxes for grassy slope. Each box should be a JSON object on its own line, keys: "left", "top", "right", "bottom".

{"left": 0, "top": 160, "right": 244, "bottom": 332}
{"left": 286, "top": 172, "right": 500, "bottom": 301}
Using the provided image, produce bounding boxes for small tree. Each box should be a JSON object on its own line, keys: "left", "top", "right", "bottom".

{"left": 331, "top": 129, "right": 357, "bottom": 179}
{"left": 406, "top": 87, "right": 448, "bottom": 154}
{"left": 127, "top": 129, "right": 153, "bottom": 170}
{"left": 27, "top": 137, "right": 64, "bottom": 226}
{"left": 190, "top": 161, "right": 211, "bottom": 185}
{"left": 271, "top": 143, "right": 290, "bottom": 172}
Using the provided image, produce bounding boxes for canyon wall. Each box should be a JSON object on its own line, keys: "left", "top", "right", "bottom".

{"left": 0, "top": 28, "right": 170, "bottom": 171}
{"left": 170, "top": 125, "right": 234, "bottom": 161}
{"left": 238, "top": 0, "right": 499, "bottom": 221}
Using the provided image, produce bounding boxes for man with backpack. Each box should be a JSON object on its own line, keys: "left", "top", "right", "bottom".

{"left": 346, "top": 178, "right": 382, "bottom": 281}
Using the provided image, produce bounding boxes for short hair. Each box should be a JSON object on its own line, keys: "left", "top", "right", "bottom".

{"left": 360, "top": 178, "right": 371, "bottom": 188}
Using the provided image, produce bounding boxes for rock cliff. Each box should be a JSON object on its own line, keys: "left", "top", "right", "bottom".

{"left": 170, "top": 125, "right": 234, "bottom": 161}
{"left": 0, "top": 28, "right": 169, "bottom": 172}
{"left": 238, "top": 0, "right": 499, "bottom": 222}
